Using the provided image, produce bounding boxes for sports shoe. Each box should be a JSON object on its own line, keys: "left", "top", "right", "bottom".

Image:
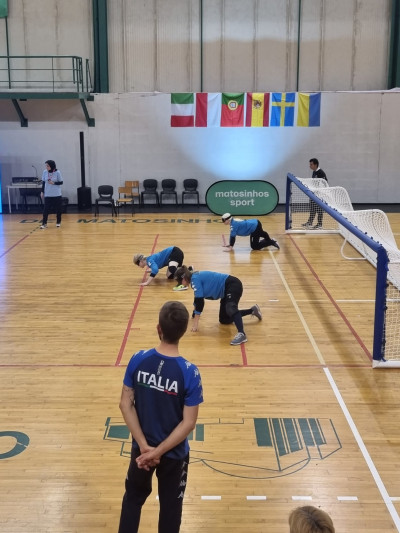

{"left": 56, "top": 224, "right": 61, "bottom": 228}
{"left": 173, "top": 284, "right": 188, "bottom": 291}
{"left": 230, "top": 332, "right": 248, "bottom": 345}
{"left": 251, "top": 304, "right": 262, "bottom": 321}
{"left": 188, "top": 265, "right": 194, "bottom": 273}
{"left": 302, "top": 222, "right": 312, "bottom": 227}
{"left": 40, "top": 224, "right": 47, "bottom": 229}
{"left": 271, "top": 240, "right": 280, "bottom": 250}
{"left": 313, "top": 223, "right": 322, "bottom": 229}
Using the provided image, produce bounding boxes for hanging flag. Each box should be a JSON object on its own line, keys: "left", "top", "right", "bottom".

{"left": 0, "top": 0, "right": 7, "bottom": 17}
{"left": 297, "top": 92, "right": 321, "bottom": 127}
{"left": 171, "top": 93, "right": 194, "bottom": 127}
{"left": 270, "top": 92, "right": 295, "bottom": 126}
{"left": 221, "top": 93, "right": 244, "bottom": 127}
{"left": 195, "top": 93, "right": 221, "bottom": 127}
{"left": 245, "top": 93, "right": 270, "bottom": 127}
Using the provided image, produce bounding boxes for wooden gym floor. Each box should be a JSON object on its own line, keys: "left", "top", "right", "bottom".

{"left": 1, "top": 210, "right": 400, "bottom": 532}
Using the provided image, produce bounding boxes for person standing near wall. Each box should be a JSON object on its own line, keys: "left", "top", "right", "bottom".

{"left": 303, "top": 158, "right": 328, "bottom": 229}
{"left": 118, "top": 301, "right": 203, "bottom": 533}
{"left": 40, "top": 160, "right": 63, "bottom": 229}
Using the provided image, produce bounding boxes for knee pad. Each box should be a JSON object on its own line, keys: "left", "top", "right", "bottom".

{"left": 225, "top": 301, "right": 238, "bottom": 318}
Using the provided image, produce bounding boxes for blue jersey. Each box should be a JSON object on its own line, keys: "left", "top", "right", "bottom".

{"left": 146, "top": 246, "right": 174, "bottom": 276}
{"left": 191, "top": 271, "right": 229, "bottom": 301}
{"left": 123, "top": 348, "right": 203, "bottom": 459}
{"left": 230, "top": 218, "right": 258, "bottom": 238}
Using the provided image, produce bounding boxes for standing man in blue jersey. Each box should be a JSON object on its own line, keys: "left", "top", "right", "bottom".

{"left": 118, "top": 301, "right": 203, "bottom": 533}
{"left": 174, "top": 266, "right": 262, "bottom": 346}
{"left": 221, "top": 213, "right": 279, "bottom": 251}
{"left": 133, "top": 246, "right": 185, "bottom": 287}
{"left": 302, "top": 158, "right": 328, "bottom": 229}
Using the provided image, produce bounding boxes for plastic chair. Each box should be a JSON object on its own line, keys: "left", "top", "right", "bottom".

{"left": 182, "top": 179, "right": 199, "bottom": 205}
{"left": 115, "top": 186, "right": 134, "bottom": 216}
{"left": 94, "top": 185, "right": 117, "bottom": 217}
{"left": 125, "top": 181, "right": 141, "bottom": 205}
{"left": 141, "top": 179, "right": 159, "bottom": 206}
{"left": 160, "top": 179, "right": 178, "bottom": 205}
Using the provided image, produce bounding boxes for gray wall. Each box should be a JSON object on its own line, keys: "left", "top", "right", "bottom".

{"left": 1, "top": 0, "right": 391, "bottom": 93}
{"left": 1, "top": 91, "right": 400, "bottom": 207}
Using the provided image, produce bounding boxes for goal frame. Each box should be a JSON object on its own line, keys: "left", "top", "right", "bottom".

{"left": 285, "top": 173, "right": 391, "bottom": 367}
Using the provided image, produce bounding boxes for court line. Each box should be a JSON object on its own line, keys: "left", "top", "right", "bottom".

{"left": 270, "top": 247, "right": 400, "bottom": 531}
{"left": 0, "top": 234, "right": 30, "bottom": 258}
{"left": 114, "top": 234, "right": 159, "bottom": 366}
{"left": 288, "top": 234, "right": 372, "bottom": 362}
{"left": 325, "top": 367, "right": 400, "bottom": 530}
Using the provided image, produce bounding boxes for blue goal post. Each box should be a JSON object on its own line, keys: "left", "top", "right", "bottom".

{"left": 285, "top": 172, "right": 396, "bottom": 367}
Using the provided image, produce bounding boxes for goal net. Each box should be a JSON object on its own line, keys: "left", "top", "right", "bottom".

{"left": 286, "top": 173, "right": 400, "bottom": 368}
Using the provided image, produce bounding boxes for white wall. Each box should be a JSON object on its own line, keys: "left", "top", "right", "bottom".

{"left": 1, "top": 91, "right": 400, "bottom": 207}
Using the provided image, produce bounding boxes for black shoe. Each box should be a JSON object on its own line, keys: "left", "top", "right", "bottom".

{"left": 271, "top": 240, "right": 280, "bottom": 250}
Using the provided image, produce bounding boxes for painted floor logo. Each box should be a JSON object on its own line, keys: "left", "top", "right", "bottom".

{"left": 104, "top": 416, "right": 341, "bottom": 479}
{"left": 0, "top": 431, "right": 30, "bottom": 459}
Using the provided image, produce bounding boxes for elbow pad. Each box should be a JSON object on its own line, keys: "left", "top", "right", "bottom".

{"left": 194, "top": 297, "right": 205, "bottom": 314}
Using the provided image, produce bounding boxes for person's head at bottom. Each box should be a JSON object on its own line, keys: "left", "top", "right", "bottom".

{"left": 289, "top": 506, "right": 335, "bottom": 533}
{"left": 158, "top": 300, "right": 189, "bottom": 344}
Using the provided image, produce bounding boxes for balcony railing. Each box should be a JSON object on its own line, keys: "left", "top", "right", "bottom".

{"left": 0, "top": 55, "right": 93, "bottom": 93}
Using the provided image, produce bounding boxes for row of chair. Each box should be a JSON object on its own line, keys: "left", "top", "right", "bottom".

{"left": 140, "top": 178, "right": 199, "bottom": 206}
{"left": 94, "top": 179, "right": 199, "bottom": 216}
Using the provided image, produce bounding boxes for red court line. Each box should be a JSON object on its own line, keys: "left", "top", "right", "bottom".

{"left": 0, "top": 234, "right": 30, "bottom": 258}
{"left": 0, "top": 362, "right": 372, "bottom": 369}
{"left": 114, "top": 234, "right": 159, "bottom": 366}
{"left": 288, "top": 234, "right": 373, "bottom": 362}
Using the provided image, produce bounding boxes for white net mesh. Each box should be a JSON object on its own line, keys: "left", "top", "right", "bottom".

{"left": 287, "top": 175, "right": 400, "bottom": 365}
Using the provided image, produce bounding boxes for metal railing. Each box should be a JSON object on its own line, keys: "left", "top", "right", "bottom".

{"left": 0, "top": 55, "right": 93, "bottom": 93}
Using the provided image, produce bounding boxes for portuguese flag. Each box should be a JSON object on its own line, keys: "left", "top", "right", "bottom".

{"left": 221, "top": 93, "right": 244, "bottom": 127}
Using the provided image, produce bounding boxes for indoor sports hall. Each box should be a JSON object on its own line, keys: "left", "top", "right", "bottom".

{"left": 1, "top": 1, "right": 400, "bottom": 532}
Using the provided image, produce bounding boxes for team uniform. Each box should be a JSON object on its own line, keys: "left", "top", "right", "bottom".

{"left": 118, "top": 348, "right": 203, "bottom": 533}
{"left": 146, "top": 246, "right": 184, "bottom": 279}
{"left": 227, "top": 217, "right": 278, "bottom": 250}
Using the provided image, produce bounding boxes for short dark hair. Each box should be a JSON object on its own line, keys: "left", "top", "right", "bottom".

{"left": 159, "top": 301, "right": 189, "bottom": 344}
{"left": 174, "top": 265, "right": 192, "bottom": 285}
{"left": 309, "top": 158, "right": 319, "bottom": 166}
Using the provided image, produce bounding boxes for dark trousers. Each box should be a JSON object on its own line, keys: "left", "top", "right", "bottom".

{"left": 167, "top": 247, "right": 184, "bottom": 279}
{"left": 307, "top": 200, "right": 323, "bottom": 225}
{"left": 118, "top": 447, "right": 189, "bottom": 533}
{"left": 250, "top": 221, "right": 274, "bottom": 250}
{"left": 42, "top": 196, "right": 62, "bottom": 225}
{"left": 219, "top": 276, "right": 252, "bottom": 332}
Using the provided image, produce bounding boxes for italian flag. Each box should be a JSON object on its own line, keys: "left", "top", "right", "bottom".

{"left": 221, "top": 93, "right": 244, "bottom": 127}
{"left": 195, "top": 93, "right": 221, "bottom": 127}
{"left": 245, "top": 93, "right": 270, "bottom": 127}
{"left": 171, "top": 93, "right": 194, "bottom": 127}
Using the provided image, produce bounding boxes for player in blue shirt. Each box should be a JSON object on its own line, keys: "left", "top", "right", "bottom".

{"left": 174, "top": 266, "right": 262, "bottom": 346}
{"left": 133, "top": 246, "right": 185, "bottom": 287}
{"left": 221, "top": 213, "right": 279, "bottom": 251}
{"left": 118, "top": 301, "right": 203, "bottom": 533}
